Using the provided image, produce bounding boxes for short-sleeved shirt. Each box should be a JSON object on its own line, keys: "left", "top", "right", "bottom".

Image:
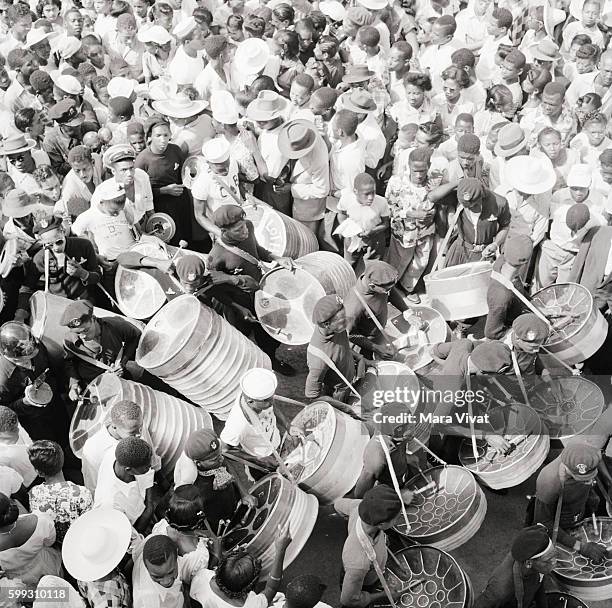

{"left": 191, "top": 160, "right": 242, "bottom": 218}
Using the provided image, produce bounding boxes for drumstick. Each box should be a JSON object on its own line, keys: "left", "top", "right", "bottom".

{"left": 44, "top": 247, "right": 50, "bottom": 293}
{"left": 413, "top": 481, "right": 436, "bottom": 495}
{"left": 169, "top": 240, "right": 188, "bottom": 264}
{"left": 592, "top": 512, "right": 598, "bottom": 536}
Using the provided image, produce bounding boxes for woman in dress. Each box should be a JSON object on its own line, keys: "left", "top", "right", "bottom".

{"left": 387, "top": 72, "right": 436, "bottom": 130}
{"left": 432, "top": 66, "right": 475, "bottom": 135}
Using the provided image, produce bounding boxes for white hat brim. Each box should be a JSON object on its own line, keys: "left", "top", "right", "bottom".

{"left": 152, "top": 99, "right": 208, "bottom": 118}
{"left": 508, "top": 166, "right": 556, "bottom": 195}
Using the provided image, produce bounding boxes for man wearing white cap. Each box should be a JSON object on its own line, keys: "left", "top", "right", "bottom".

{"left": 220, "top": 367, "right": 282, "bottom": 469}
{"left": 232, "top": 38, "right": 280, "bottom": 91}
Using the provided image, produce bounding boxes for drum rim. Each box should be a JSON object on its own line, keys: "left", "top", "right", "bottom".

{"left": 425, "top": 260, "right": 493, "bottom": 282}
{"left": 545, "top": 591, "right": 589, "bottom": 608}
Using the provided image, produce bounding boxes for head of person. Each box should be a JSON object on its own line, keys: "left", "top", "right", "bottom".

{"left": 67, "top": 145, "right": 94, "bottom": 184}
{"left": 290, "top": 73, "right": 315, "bottom": 109}
{"left": 285, "top": 575, "right": 327, "bottom": 608}
{"left": 103, "top": 144, "right": 136, "bottom": 188}
{"left": 487, "top": 7, "right": 512, "bottom": 38}
{"left": 215, "top": 550, "right": 262, "bottom": 598}
{"left": 407, "top": 146, "right": 431, "bottom": 186}
{"left": 451, "top": 47, "right": 476, "bottom": 74}
{"left": 59, "top": 299, "right": 97, "bottom": 337}
{"left": 0, "top": 59, "right": 10, "bottom": 92}
{"left": 313, "top": 294, "right": 346, "bottom": 334}
{"left": 387, "top": 40, "right": 412, "bottom": 73}
{"left": 361, "top": 260, "right": 398, "bottom": 295}
{"left": 295, "top": 17, "right": 317, "bottom": 54}
{"left": 28, "top": 439, "right": 63, "bottom": 478}
{"left": 526, "top": 3, "right": 544, "bottom": 30}
{"left": 7, "top": 3, "right": 32, "bottom": 41}
{"left": 561, "top": 442, "right": 601, "bottom": 482}
{"left": 64, "top": 7, "right": 84, "bottom": 37}
{"left": 184, "top": 429, "right": 224, "bottom": 472}
{"left": 430, "top": 14, "right": 456, "bottom": 45}
{"left": 599, "top": 148, "right": 612, "bottom": 183}
{"left": 502, "top": 234, "right": 533, "bottom": 270}
{"left": 511, "top": 525, "right": 557, "bottom": 575}
{"left": 309, "top": 87, "right": 338, "bottom": 120}
{"left": 313, "top": 34, "right": 339, "bottom": 64}
{"left": 522, "top": 66, "right": 552, "bottom": 97}
{"left": 0, "top": 493, "right": 19, "bottom": 529}
{"left": 145, "top": 117, "right": 171, "bottom": 154}
{"left": 0, "top": 406, "right": 20, "bottom": 444}
{"left": 107, "top": 400, "right": 143, "bottom": 439}
{"left": 566, "top": 202, "right": 591, "bottom": 237}
{"left": 415, "top": 117, "right": 444, "bottom": 147}
{"left": 540, "top": 82, "right": 566, "bottom": 118}
{"left": 201, "top": 137, "right": 231, "bottom": 176}
{"left": 535, "top": 127, "right": 561, "bottom": 161}
{"left": 440, "top": 66, "right": 469, "bottom": 104}
{"left": 456, "top": 133, "right": 481, "bottom": 172}
{"left": 143, "top": 535, "right": 179, "bottom": 588}
{"left": 356, "top": 25, "right": 379, "bottom": 55}
{"left": 403, "top": 71, "right": 432, "bottom": 109}
{"left": 115, "top": 436, "right": 152, "bottom": 478}
{"left": 343, "top": 6, "right": 373, "bottom": 39}
{"left": 213, "top": 205, "right": 249, "bottom": 242}
{"left": 331, "top": 108, "right": 358, "bottom": 140}
{"left": 453, "top": 113, "right": 474, "bottom": 142}
{"left": 581, "top": 0, "right": 601, "bottom": 27}
{"left": 567, "top": 164, "right": 592, "bottom": 202}
{"left": 271, "top": 3, "right": 295, "bottom": 31}
{"left": 358, "top": 485, "right": 402, "bottom": 530}
{"left": 174, "top": 254, "right": 208, "bottom": 293}
{"left": 511, "top": 313, "right": 550, "bottom": 354}
{"left": 226, "top": 14, "right": 244, "bottom": 42}
{"left": 499, "top": 49, "right": 526, "bottom": 82}
{"left": 0, "top": 322, "right": 38, "bottom": 365}
{"left": 353, "top": 172, "right": 376, "bottom": 207}
{"left": 7, "top": 48, "right": 39, "bottom": 82}
{"left": 469, "top": 340, "right": 513, "bottom": 373}
{"left": 485, "top": 84, "right": 514, "bottom": 116}
{"left": 34, "top": 216, "right": 67, "bottom": 254}
{"left": 91, "top": 75, "right": 110, "bottom": 106}
{"left": 597, "top": 50, "right": 612, "bottom": 88}
{"left": 26, "top": 30, "right": 52, "bottom": 66}
{"left": 166, "top": 485, "right": 207, "bottom": 531}
{"left": 575, "top": 42, "right": 598, "bottom": 74}
{"left": 243, "top": 13, "right": 265, "bottom": 38}
{"left": 124, "top": 121, "right": 145, "bottom": 156}
{"left": 274, "top": 28, "right": 299, "bottom": 60}
{"left": 240, "top": 368, "right": 277, "bottom": 412}
{"left": 457, "top": 178, "right": 483, "bottom": 213}
{"left": 582, "top": 112, "right": 608, "bottom": 147}
{"left": 32, "top": 164, "right": 61, "bottom": 202}
{"left": 576, "top": 92, "right": 602, "bottom": 127}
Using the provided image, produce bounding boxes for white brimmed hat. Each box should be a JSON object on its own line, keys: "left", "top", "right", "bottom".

{"left": 567, "top": 163, "right": 592, "bottom": 188}
{"left": 152, "top": 96, "right": 208, "bottom": 118}
{"left": 52, "top": 73, "right": 83, "bottom": 95}
{"left": 57, "top": 36, "right": 81, "bottom": 59}
{"left": 148, "top": 77, "right": 178, "bottom": 101}
{"left": 137, "top": 24, "right": 173, "bottom": 45}
{"left": 241, "top": 368, "right": 278, "bottom": 400}
{"left": 319, "top": 0, "right": 346, "bottom": 21}
{"left": 107, "top": 76, "right": 137, "bottom": 99}
{"left": 24, "top": 28, "right": 53, "bottom": 49}
{"left": 246, "top": 90, "right": 287, "bottom": 121}
{"left": 505, "top": 156, "right": 556, "bottom": 195}
{"left": 278, "top": 119, "right": 318, "bottom": 159}
{"left": 211, "top": 90, "right": 239, "bottom": 124}
{"left": 202, "top": 137, "right": 230, "bottom": 163}
{"left": 233, "top": 38, "right": 270, "bottom": 75}
{"left": 62, "top": 508, "right": 131, "bottom": 582}
{"left": 357, "top": 0, "right": 388, "bottom": 9}
{"left": 494, "top": 123, "right": 528, "bottom": 158}
{"left": 173, "top": 16, "right": 197, "bottom": 39}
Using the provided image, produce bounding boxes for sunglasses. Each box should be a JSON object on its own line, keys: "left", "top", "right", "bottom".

{"left": 44, "top": 238, "right": 65, "bottom": 247}
{"left": 8, "top": 154, "right": 25, "bottom": 164}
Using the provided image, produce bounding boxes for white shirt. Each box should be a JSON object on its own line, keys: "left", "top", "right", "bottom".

{"left": 329, "top": 138, "right": 366, "bottom": 194}
{"left": 194, "top": 63, "right": 232, "bottom": 103}
{"left": 0, "top": 465, "right": 23, "bottom": 496}
{"left": 257, "top": 124, "right": 288, "bottom": 180}
{"left": 0, "top": 442, "right": 36, "bottom": 487}
{"left": 356, "top": 115, "right": 386, "bottom": 170}
{"left": 191, "top": 160, "right": 241, "bottom": 217}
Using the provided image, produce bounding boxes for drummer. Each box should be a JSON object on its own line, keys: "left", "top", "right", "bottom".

{"left": 533, "top": 443, "right": 608, "bottom": 563}
{"left": 61, "top": 299, "right": 143, "bottom": 401}
{"left": 474, "top": 524, "right": 557, "bottom": 608}
{"left": 505, "top": 313, "right": 550, "bottom": 376}
{"left": 343, "top": 260, "right": 398, "bottom": 360}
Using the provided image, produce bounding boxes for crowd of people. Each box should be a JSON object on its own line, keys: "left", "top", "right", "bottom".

{"left": 1, "top": 0, "right": 612, "bottom": 605}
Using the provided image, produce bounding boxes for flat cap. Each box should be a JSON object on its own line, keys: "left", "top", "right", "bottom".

{"left": 312, "top": 294, "right": 343, "bottom": 324}
{"left": 175, "top": 255, "right": 206, "bottom": 283}
{"left": 512, "top": 313, "right": 549, "bottom": 343}
{"left": 470, "top": 341, "right": 512, "bottom": 373}
{"left": 503, "top": 234, "right": 533, "bottom": 267}
{"left": 212, "top": 204, "right": 245, "bottom": 229}
{"left": 59, "top": 299, "right": 94, "bottom": 326}
{"left": 362, "top": 261, "right": 398, "bottom": 287}
{"left": 48, "top": 99, "right": 84, "bottom": 126}
{"left": 358, "top": 485, "right": 402, "bottom": 525}
{"left": 457, "top": 177, "right": 482, "bottom": 203}
{"left": 560, "top": 443, "right": 601, "bottom": 477}
{"left": 185, "top": 429, "right": 220, "bottom": 461}
{"left": 511, "top": 525, "right": 551, "bottom": 562}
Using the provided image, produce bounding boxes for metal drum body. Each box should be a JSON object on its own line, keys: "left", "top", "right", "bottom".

{"left": 546, "top": 592, "right": 589, "bottom": 608}
{"left": 280, "top": 401, "right": 369, "bottom": 504}
{"left": 222, "top": 473, "right": 318, "bottom": 576}
{"left": 424, "top": 261, "right": 493, "bottom": 321}
{"left": 29, "top": 291, "right": 145, "bottom": 362}
{"left": 393, "top": 465, "right": 487, "bottom": 552}
{"left": 531, "top": 283, "right": 607, "bottom": 366}
{"left": 136, "top": 294, "right": 271, "bottom": 420}
{"left": 115, "top": 240, "right": 207, "bottom": 320}
{"left": 459, "top": 405, "right": 550, "bottom": 489}
{"left": 255, "top": 251, "right": 356, "bottom": 345}
{"left": 374, "top": 545, "right": 473, "bottom": 608}
{"left": 244, "top": 200, "right": 319, "bottom": 259}
{"left": 554, "top": 517, "right": 612, "bottom": 601}
{"left": 69, "top": 374, "right": 213, "bottom": 476}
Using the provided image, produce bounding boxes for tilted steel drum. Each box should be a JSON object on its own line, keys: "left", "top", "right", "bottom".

{"left": 424, "top": 261, "right": 493, "bottom": 321}
{"left": 69, "top": 374, "right": 213, "bottom": 476}
{"left": 29, "top": 291, "right": 145, "bottom": 362}
{"left": 373, "top": 545, "right": 473, "bottom": 608}
{"left": 136, "top": 294, "right": 271, "bottom": 420}
{"left": 255, "top": 251, "right": 356, "bottom": 345}
{"left": 554, "top": 517, "right": 612, "bottom": 601}
{"left": 145, "top": 212, "right": 176, "bottom": 243}
{"left": 393, "top": 465, "right": 487, "bottom": 552}
{"left": 182, "top": 155, "right": 206, "bottom": 189}
{"left": 222, "top": 473, "right": 318, "bottom": 576}
{"left": 527, "top": 377, "right": 604, "bottom": 442}
{"left": 459, "top": 404, "right": 550, "bottom": 489}
{"left": 531, "top": 283, "right": 607, "bottom": 366}
{"left": 546, "top": 592, "right": 589, "bottom": 608}
{"left": 244, "top": 199, "right": 319, "bottom": 259}
{"left": 279, "top": 401, "right": 369, "bottom": 504}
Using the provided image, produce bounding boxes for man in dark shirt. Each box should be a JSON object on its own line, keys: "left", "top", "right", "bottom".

{"left": 43, "top": 99, "right": 86, "bottom": 177}
{"left": 506, "top": 313, "right": 550, "bottom": 376}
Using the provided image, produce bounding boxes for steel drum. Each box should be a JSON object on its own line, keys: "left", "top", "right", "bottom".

{"left": 0, "top": 238, "right": 17, "bottom": 278}
{"left": 255, "top": 251, "right": 356, "bottom": 345}
{"left": 553, "top": 517, "right": 612, "bottom": 601}
{"left": 244, "top": 199, "right": 319, "bottom": 259}
{"left": 459, "top": 404, "right": 550, "bottom": 489}
{"left": 393, "top": 465, "right": 487, "bottom": 552}
{"left": 136, "top": 294, "right": 271, "bottom": 419}
{"left": 182, "top": 155, "right": 206, "bottom": 189}
{"left": 29, "top": 291, "right": 145, "bottom": 362}
{"left": 424, "top": 261, "right": 493, "bottom": 321}
{"left": 531, "top": 283, "right": 607, "bottom": 366}
{"left": 69, "top": 373, "right": 213, "bottom": 476}
{"left": 222, "top": 473, "right": 318, "bottom": 576}
{"left": 546, "top": 592, "right": 589, "bottom": 608}
{"left": 280, "top": 401, "right": 369, "bottom": 504}
{"left": 373, "top": 545, "right": 473, "bottom": 608}
{"left": 145, "top": 212, "right": 176, "bottom": 243}
{"left": 527, "top": 377, "right": 604, "bottom": 441}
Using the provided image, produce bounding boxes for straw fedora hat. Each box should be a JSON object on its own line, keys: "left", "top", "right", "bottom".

{"left": 530, "top": 38, "right": 561, "bottom": 63}
{"left": 3, "top": 189, "right": 39, "bottom": 218}
{"left": 494, "top": 124, "right": 528, "bottom": 158}
{"left": 62, "top": 508, "right": 131, "bottom": 582}
{"left": 152, "top": 96, "right": 208, "bottom": 118}
{"left": 0, "top": 134, "right": 35, "bottom": 156}
{"left": 342, "top": 64, "right": 374, "bottom": 84}
{"left": 343, "top": 89, "right": 377, "bottom": 114}
{"left": 505, "top": 156, "right": 556, "bottom": 195}
{"left": 278, "top": 119, "right": 318, "bottom": 159}
{"left": 233, "top": 38, "right": 270, "bottom": 76}
{"left": 246, "top": 90, "right": 288, "bottom": 122}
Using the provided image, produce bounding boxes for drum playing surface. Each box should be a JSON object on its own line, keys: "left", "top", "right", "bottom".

{"left": 546, "top": 592, "right": 589, "bottom": 608}
{"left": 526, "top": 377, "right": 604, "bottom": 440}
{"left": 374, "top": 546, "right": 471, "bottom": 608}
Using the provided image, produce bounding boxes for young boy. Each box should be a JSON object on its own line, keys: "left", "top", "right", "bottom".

{"left": 562, "top": 34, "right": 592, "bottom": 80}
{"left": 356, "top": 25, "right": 388, "bottom": 86}
{"left": 313, "top": 35, "right": 344, "bottom": 88}
{"left": 418, "top": 14, "right": 458, "bottom": 94}
{"left": 436, "top": 113, "right": 475, "bottom": 162}
{"left": 562, "top": 0, "right": 604, "bottom": 55}
{"left": 106, "top": 96, "right": 135, "bottom": 145}
{"left": 57, "top": 145, "right": 101, "bottom": 220}
{"left": 476, "top": 7, "right": 512, "bottom": 87}
{"left": 495, "top": 49, "right": 526, "bottom": 113}
{"left": 387, "top": 41, "right": 415, "bottom": 103}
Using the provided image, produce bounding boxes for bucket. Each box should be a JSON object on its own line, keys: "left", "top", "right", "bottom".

{"left": 280, "top": 401, "right": 369, "bottom": 504}
{"left": 244, "top": 200, "right": 319, "bottom": 259}
{"left": 222, "top": 473, "right": 318, "bottom": 576}
{"left": 255, "top": 251, "right": 356, "bottom": 345}
{"left": 553, "top": 517, "right": 612, "bottom": 601}
{"left": 69, "top": 373, "right": 213, "bottom": 476}
{"left": 393, "top": 465, "right": 487, "bottom": 552}
{"left": 425, "top": 261, "right": 493, "bottom": 320}
{"left": 459, "top": 404, "right": 550, "bottom": 489}
{"left": 136, "top": 294, "right": 271, "bottom": 420}
{"left": 531, "top": 283, "right": 608, "bottom": 365}
{"left": 29, "top": 291, "right": 145, "bottom": 362}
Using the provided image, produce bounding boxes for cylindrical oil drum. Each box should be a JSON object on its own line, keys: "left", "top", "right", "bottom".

{"left": 385, "top": 305, "right": 451, "bottom": 371}
{"left": 425, "top": 261, "right": 493, "bottom": 320}
{"left": 531, "top": 283, "right": 607, "bottom": 366}
{"left": 222, "top": 473, "right": 318, "bottom": 576}
{"left": 29, "top": 291, "right": 145, "bottom": 362}
{"left": 115, "top": 240, "right": 207, "bottom": 320}
{"left": 136, "top": 294, "right": 271, "bottom": 420}
{"left": 546, "top": 592, "right": 589, "bottom": 608}
{"left": 255, "top": 251, "right": 356, "bottom": 345}
{"left": 553, "top": 517, "right": 612, "bottom": 601}
{"left": 393, "top": 465, "right": 487, "bottom": 552}
{"left": 373, "top": 545, "right": 474, "bottom": 608}
{"left": 459, "top": 404, "right": 550, "bottom": 489}
{"left": 280, "top": 401, "right": 369, "bottom": 504}
{"left": 244, "top": 200, "right": 319, "bottom": 259}
{"left": 69, "top": 374, "right": 213, "bottom": 476}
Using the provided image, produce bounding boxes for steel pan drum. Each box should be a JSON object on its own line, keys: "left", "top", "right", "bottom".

{"left": 222, "top": 473, "right": 318, "bottom": 576}
{"left": 531, "top": 283, "right": 607, "bottom": 366}
{"left": 29, "top": 291, "right": 145, "bottom": 361}
{"left": 546, "top": 592, "right": 589, "bottom": 608}
{"left": 393, "top": 465, "right": 487, "bottom": 552}
{"left": 526, "top": 377, "right": 604, "bottom": 441}
{"left": 255, "top": 251, "right": 356, "bottom": 345}
{"left": 182, "top": 155, "right": 206, "bottom": 189}
{"left": 280, "top": 401, "right": 369, "bottom": 504}
{"left": 145, "top": 212, "right": 176, "bottom": 243}
{"left": 554, "top": 517, "right": 612, "bottom": 601}
{"left": 136, "top": 294, "right": 271, "bottom": 419}
{"left": 70, "top": 374, "right": 213, "bottom": 476}
{"left": 424, "top": 261, "right": 493, "bottom": 321}
{"left": 373, "top": 546, "right": 473, "bottom": 608}
{"left": 244, "top": 200, "right": 319, "bottom": 259}
{"left": 459, "top": 405, "right": 550, "bottom": 489}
